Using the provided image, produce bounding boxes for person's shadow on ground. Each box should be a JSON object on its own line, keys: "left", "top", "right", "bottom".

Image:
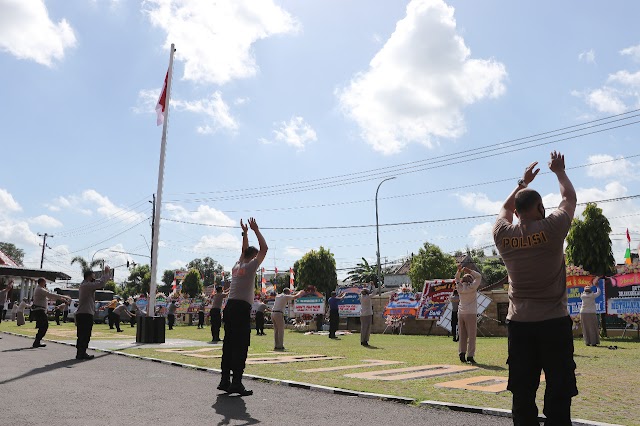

{"left": 212, "top": 393, "right": 260, "bottom": 426}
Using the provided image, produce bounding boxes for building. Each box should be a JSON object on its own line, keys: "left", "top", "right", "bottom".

{"left": 0, "top": 249, "right": 71, "bottom": 302}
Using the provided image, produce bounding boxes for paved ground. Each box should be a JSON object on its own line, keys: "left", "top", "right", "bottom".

{"left": 0, "top": 333, "right": 514, "bottom": 426}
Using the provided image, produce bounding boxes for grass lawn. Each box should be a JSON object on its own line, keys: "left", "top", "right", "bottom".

{"left": 2, "top": 321, "right": 638, "bottom": 425}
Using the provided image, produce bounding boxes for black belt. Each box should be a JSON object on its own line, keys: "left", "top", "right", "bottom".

{"left": 31, "top": 305, "right": 45, "bottom": 310}
{"left": 272, "top": 310, "right": 283, "bottom": 313}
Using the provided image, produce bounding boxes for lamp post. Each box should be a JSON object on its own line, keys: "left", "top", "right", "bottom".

{"left": 375, "top": 176, "right": 396, "bottom": 295}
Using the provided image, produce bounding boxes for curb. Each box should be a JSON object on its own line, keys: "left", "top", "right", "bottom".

{"left": 1, "top": 331, "right": 623, "bottom": 426}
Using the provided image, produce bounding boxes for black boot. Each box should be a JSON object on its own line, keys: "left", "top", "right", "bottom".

{"left": 459, "top": 352, "right": 466, "bottom": 363}
{"left": 227, "top": 374, "right": 253, "bottom": 396}
{"left": 466, "top": 356, "right": 476, "bottom": 364}
{"left": 217, "top": 372, "right": 231, "bottom": 392}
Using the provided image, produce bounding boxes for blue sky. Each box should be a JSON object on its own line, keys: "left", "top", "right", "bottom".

{"left": 1, "top": 0, "right": 639, "bottom": 284}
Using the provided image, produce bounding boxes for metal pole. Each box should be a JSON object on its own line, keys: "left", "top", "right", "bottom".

{"left": 375, "top": 177, "right": 396, "bottom": 295}
{"left": 149, "top": 43, "right": 175, "bottom": 318}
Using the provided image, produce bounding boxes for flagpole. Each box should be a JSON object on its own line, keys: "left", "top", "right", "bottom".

{"left": 148, "top": 43, "right": 175, "bottom": 318}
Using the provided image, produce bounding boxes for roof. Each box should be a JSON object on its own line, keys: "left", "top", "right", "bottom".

{"left": 0, "top": 249, "right": 19, "bottom": 267}
{"left": 386, "top": 258, "right": 411, "bottom": 275}
{"left": 0, "top": 265, "right": 72, "bottom": 282}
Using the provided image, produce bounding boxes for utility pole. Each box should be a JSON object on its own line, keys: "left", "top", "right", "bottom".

{"left": 37, "top": 233, "right": 53, "bottom": 269}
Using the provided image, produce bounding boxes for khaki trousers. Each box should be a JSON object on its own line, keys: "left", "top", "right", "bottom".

{"left": 272, "top": 312, "right": 285, "bottom": 349}
{"left": 458, "top": 313, "right": 477, "bottom": 357}
{"left": 360, "top": 315, "right": 372, "bottom": 343}
{"left": 580, "top": 312, "right": 600, "bottom": 346}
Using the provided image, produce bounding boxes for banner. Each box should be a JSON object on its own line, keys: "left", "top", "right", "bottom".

{"left": 337, "top": 286, "right": 365, "bottom": 317}
{"left": 174, "top": 270, "right": 187, "bottom": 280}
{"left": 606, "top": 272, "right": 640, "bottom": 314}
{"left": 437, "top": 293, "right": 492, "bottom": 332}
{"left": 417, "top": 280, "right": 456, "bottom": 320}
{"left": 383, "top": 289, "right": 420, "bottom": 317}
{"left": 293, "top": 291, "right": 325, "bottom": 315}
{"left": 566, "top": 276, "right": 606, "bottom": 316}
{"left": 608, "top": 298, "right": 640, "bottom": 315}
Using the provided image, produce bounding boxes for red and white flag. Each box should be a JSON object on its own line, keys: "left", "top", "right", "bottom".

{"left": 289, "top": 268, "right": 294, "bottom": 290}
{"left": 627, "top": 228, "right": 632, "bottom": 244}
{"left": 156, "top": 70, "right": 168, "bottom": 126}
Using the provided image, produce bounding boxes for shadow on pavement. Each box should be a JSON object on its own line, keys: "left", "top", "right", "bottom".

{"left": 0, "top": 355, "right": 107, "bottom": 386}
{"left": 2, "top": 346, "right": 36, "bottom": 353}
{"left": 473, "top": 363, "right": 507, "bottom": 371}
{"left": 212, "top": 393, "right": 260, "bottom": 426}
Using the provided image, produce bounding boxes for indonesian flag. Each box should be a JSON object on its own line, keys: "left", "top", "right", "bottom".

{"left": 289, "top": 268, "right": 294, "bottom": 290}
{"left": 627, "top": 228, "right": 631, "bottom": 244}
{"left": 275, "top": 267, "right": 278, "bottom": 277}
{"left": 156, "top": 70, "right": 168, "bottom": 126}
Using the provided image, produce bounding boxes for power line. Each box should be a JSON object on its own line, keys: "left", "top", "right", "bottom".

{"left": 166, "top": 109, "right": 640, "bottom": 199}
{"left": 172, "top": 153, "right": 640, "bottom": 213}
{"left": 160, "top": 194, "right": 640, "bottom": 231}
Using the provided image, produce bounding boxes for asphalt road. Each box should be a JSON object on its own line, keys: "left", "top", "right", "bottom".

{"left": 0, "top": 333, "right": 514, "bottom": 426}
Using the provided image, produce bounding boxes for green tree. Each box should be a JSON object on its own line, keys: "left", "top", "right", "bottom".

{"left": 181, "top": 269, "right": 203, "bottom": 298}
{"left": 0, "top": 242, "right": 25, "bottom": 265}
{"left": 408, "top": 242, "right": 457, "bottom": 291}
{"left": 70, "top": 256, "right": 104, "bottom": 276}
{"left": 346, "top": 258, "right": 378, "bottom": 285}
{"left": 121, "top": 264, "right": 151, "bottom": 298}
{"left": 104, "top": 280, "right": 117, "bottom": 293}
{"left": 186, "top": 257, "right": 224, "bottom": 287}
{"left": 566, "top": 203, "right": 615, "bottom": 276}
{"left": 295, "top": 247, "right": 337, "bottom": 295}
{"left": 477, "top": 257, "right": 507, "bottom": 285}
{"left": 159, "top": 269, "right": 175, "bottom": 294}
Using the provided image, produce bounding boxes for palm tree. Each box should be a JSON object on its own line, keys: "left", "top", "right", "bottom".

{"left": 347, "top": 258, "right": 378, "bottom": 285}
{"left": 71, "top": 256, "right": 104, "bottom": 276}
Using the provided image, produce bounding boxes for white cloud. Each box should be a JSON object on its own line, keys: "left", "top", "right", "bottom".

{"left": 0, "top": 0, "right": 77, "bottom": 67}
{"left": 81, "top": 190, "right": 147, "bottom": 223}
{"left": 168, "top": 259, "right": 186, "bottom": 270}
{"left": 143, "top": 0, "right": 300, "bottom": 85}
{"left": 29, "top": 215, "right": 63, "bottom": 228}
{"left": 263, "top": 116, "right": 317, "bottom": 150}
{"left": 0, "top": 217, "right": 39, "bottom": 247}
{"left": 46, "top": 190, "right": 146, "bottom": 221}
{"left": 284, "top": 246, "right": 304, "bottom": 258}
{"left": 455, "top": 192, "right": 502, "bottom": 215}
{"left": 620, "top": 44, "right": 640, "bottom": 62}
{"left": 337, "top": 0, "right": 507, "bottom": 154}
{"left": 586, "top": 154, "right": 639, "bottom": 180}
{"left": 165, "top": 203, "right": 235, "bottom": 227}
{"left": 135, "top": 90, "right": 239, "bottom": 134}
{"left": 174, "top": 92, "right": 239, "bottom": 134}
{"left": 194, "top": 233, "right": 241, "bottom": 252}
{"left": 0, "top": 188, "right": 22, "bottom": 214}
{"left": 584, "top": 88, "right": 627, "bottom": 114}
{"left": 576, "top": 46, "right": 640, "bottom": 114}
{"left": 468, "top": 222, "right": 494, "bottom": 249}
{"left": 578, "top": 49, "right": 596, "bottom": 64}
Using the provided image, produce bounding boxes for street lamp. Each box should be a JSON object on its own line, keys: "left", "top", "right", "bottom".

{"left": 375, "top": 176, "right": 396, "bottom": 295}
{"left": 91, "top": 247, "right": 112, "bottom": 268}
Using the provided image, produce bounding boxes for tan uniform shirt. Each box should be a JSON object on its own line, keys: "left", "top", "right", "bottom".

{"left": 493, "top": 204, "right": 574, "bottom": 322}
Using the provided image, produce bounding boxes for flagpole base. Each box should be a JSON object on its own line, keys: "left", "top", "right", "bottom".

{"left": 136, "top": 316, "right": 166, "bottom": 343}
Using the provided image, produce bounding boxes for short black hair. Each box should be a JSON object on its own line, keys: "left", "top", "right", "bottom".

{"left": 515, "top": 189, "right": 542, "bottom": 214}
{"left": 215, "top": 286, "right": 223, "bottom": 292}
{"left": 330, "top": 291, "right": 337, "bottom": 297}
{"left": 84, "top": 270, "right": 94, "bottom": 280}
{"left": 243, "top": 246, "right": 259, "bottom": 260}
{"left": 37, "top": 278, "right": 46, "bottom": 286}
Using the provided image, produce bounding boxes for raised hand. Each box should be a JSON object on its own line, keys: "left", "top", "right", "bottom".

{"left": 523, "top": 161, "right": 540, "bottom": 185}
{"left": 548, "top": 150, "right": 565, "bottom": 174}
{"left": 240, "top": 219, "right": 248, "bottom": 233}
{"left": 248, "top": 217, "right": 259, "bottom": 231}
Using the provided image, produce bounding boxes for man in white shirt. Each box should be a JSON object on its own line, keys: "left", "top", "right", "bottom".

{"left": 0, "top": 280, "right": 13, "bottom": 325}
{"left": 272, "top": 288, "right": 304, "bottom": 350}
{"left": 31, "top": 278, "right": 71, "bottom": 348}
{"left": 76, "top": 267, "right": 111, "bottom": 360}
